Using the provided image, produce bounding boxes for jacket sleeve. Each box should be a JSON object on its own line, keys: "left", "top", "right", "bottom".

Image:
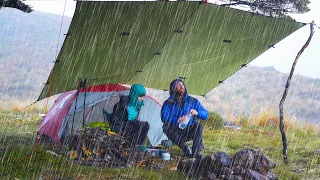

{"left": 110, "top": 96, "right": 128, "bottom": 125}
{"left": 161, "top": 101, "right": 178, "bottom": 124}
{"left": 195, "top": 100, "right": 209, "bottom": 120}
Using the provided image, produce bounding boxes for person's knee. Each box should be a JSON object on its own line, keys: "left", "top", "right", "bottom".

{"left": 193, "top": 123, "right": 203, "bottom": 138}
{"left": 196, "top": 122, "right": 203, "bottom": 132}
{"left": 141, "top": 121, "right": 150, "bottom": 130}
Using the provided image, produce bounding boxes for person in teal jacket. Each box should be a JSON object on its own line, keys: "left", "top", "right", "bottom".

{"left": 161, "top": 79, "right": 209, "bottom": 157}
{"left": 110, "top": 84, "right": 149, "bottom": 146}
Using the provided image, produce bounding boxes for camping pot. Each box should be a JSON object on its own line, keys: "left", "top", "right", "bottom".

{"left": 161, "top": 152, "right": 170, "bottom": 160}
{"left": 161, "top": 140, "right": 173, "bottom": 148}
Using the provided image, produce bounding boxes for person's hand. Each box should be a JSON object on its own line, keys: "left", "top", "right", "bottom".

{"left": 178, "top": 116, "right": 186, "bottom": 124}
{"left": 190, "top": 109, "right": 198, "bottom": 116}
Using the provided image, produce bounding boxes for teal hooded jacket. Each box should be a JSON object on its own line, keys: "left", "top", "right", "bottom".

{"left": 128, "top": 84, "right": 146, "bottom": 121}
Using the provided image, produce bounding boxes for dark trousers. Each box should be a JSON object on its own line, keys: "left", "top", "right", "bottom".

{"left": 163, "top": 122, "right": 203, "bottom": 156}
{"left": 118, "top": 121, "right": 150, "bottom": 146}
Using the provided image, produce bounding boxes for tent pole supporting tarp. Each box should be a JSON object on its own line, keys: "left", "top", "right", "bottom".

{"left": 71, "top": 80, "right": 81, "bottom": 134}
{"left": 71, "top": 78, "right": 88, "bottom": 135}
{"left": 82, "top": 79, "right": 87, "bottom": 127}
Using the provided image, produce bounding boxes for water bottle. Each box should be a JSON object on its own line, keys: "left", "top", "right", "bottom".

{"left": 179, "top": 113, "right": 192, "bottom": 129}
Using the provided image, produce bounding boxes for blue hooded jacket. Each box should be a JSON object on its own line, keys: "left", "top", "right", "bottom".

{"left": 160, "top": 79, "right": 209, "bottom": 126}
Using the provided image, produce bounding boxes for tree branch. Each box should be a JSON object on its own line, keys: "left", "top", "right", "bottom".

{"left": 220, "top": 0, "right": 310, "bottom": 16}
{"left": 0, "top": 0, "right": 33, "bottom": 13}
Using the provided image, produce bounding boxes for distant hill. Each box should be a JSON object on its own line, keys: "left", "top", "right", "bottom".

{"left": 0, "top": 8, "right": 72, "bottom": 101}
{"left": 204, "top": 66, "right": 320, "bottom": 124}
{"left": 1, "top": 8, "right": 319, "bottom": 125}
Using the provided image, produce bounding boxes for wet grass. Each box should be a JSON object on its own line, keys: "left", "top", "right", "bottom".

{"left": 0, "top": 111, "right": 319, "bottom": 179}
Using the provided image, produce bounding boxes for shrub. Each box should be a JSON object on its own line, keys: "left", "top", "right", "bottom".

{"left": 204, "top": 112, "right": 224, "bottom": 130}
{"left": 239, "top": 116, "right": 250, "bottom": 128}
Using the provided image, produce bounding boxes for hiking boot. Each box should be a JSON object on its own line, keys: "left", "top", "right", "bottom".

{"left": 193, "top": 154, "right": 204, "bottom": 160}
{"left": 183, "top": 147, "right": 193, "bottom": 158}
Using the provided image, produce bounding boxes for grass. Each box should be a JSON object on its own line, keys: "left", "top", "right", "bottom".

{"left": 0, "top": 110, "right": 319, "bottom": 179}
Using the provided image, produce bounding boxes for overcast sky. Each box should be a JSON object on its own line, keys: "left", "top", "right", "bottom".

{"left": 25, "top": 0, "right": 320, "bottom": 79}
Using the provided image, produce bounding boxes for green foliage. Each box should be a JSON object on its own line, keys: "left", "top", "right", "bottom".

{"left": 204, "top": 112, "right": 224, "bottom": 130}
{"left": 85, "top": 122, "right": 111, "bottom": 131}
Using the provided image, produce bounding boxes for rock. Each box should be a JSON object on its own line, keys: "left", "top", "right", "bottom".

{"left": 177, "top": 158, "right": 197, "bottom": 172}
{"left": 232, "top": 166, "right": 246, "bottom": 176}
{"left": 219, "top": 167, "right": 233, "bottom": 176}
{"left": 252, "top": 150, "right": 276, "bottom": 175}
{"left": 196, "top": 155, "right": 214, "bottom": 177}
{"left": 187, "top": 159, "right": 203, "bottom": 179}
{"left": 232, "top": 148, "right": 255, "bottom": 169}
{"left": 245, "top": 169, "right": 268, "bottom": 180}
{"left": 177, "top": 158, "right": 203, "bottom": 178}
{"left": 221, "top": 175, "right": 243, "bottom": 180}
{"left": 206, "top": 172, "right": 217, "bottom": 180}
{"left": 212, "top": 152, "right": 233, "bottom": 167}
{"left": 177, "top": 149, "right": 278, "bottom": 180}
{"left": 266, "top": 171, "right": 278, "bottom": 180}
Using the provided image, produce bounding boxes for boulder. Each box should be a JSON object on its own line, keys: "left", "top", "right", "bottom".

{"left": 252, "top": 150, "right": 276, "bottom": 175}
{"left": 221, "top": 175, "right": 243, "bottom": 180}
{"left": 206, "top": 172, "right": 217, "bottom": 180}
{"left": 232, "top": 166, "right": 246, "bottom": 176}
{"left": 219, "top": 167, "right": 233, "bottom": 176}
{"left": 266, "top": 171, "right": 278, "bottom": 180}
{"left": 232, "top": 148, "right": 255, "bottom": 169}
{"left": 213, "top": 152, "right": 233, "bottom": 167}
{"left": 245, "top": 169, "right": 269, "bottom": 180}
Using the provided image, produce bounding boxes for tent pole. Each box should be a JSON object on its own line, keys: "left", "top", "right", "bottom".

{"left": 82, "top": 79, "right": 87, "bottom": 127}
{"left": 71, "top": 79, "right": 81, "bottom": 135}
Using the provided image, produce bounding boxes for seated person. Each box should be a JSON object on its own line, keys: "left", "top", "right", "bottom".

{"left": 109, "top": 84, "right": 150, "bottom": 146}
{"left": 161, "top": 79, "right": 209, "bottom": 158}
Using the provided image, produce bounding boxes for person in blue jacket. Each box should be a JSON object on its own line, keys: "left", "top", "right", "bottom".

{"left": 161, "top": 79, "right": 209, "bottom": 158}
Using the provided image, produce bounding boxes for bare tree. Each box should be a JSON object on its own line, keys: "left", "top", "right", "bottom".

{"left": 279, "top": 21, "right": 315, "bottom": 163}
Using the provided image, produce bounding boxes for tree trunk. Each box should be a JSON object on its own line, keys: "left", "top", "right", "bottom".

{"left": 279, "top": 21, "right": 314, "bottom": 163}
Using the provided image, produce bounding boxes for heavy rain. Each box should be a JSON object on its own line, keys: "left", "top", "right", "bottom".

{"left": 0, "top": 0, "right": 319, "bottom": 179}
